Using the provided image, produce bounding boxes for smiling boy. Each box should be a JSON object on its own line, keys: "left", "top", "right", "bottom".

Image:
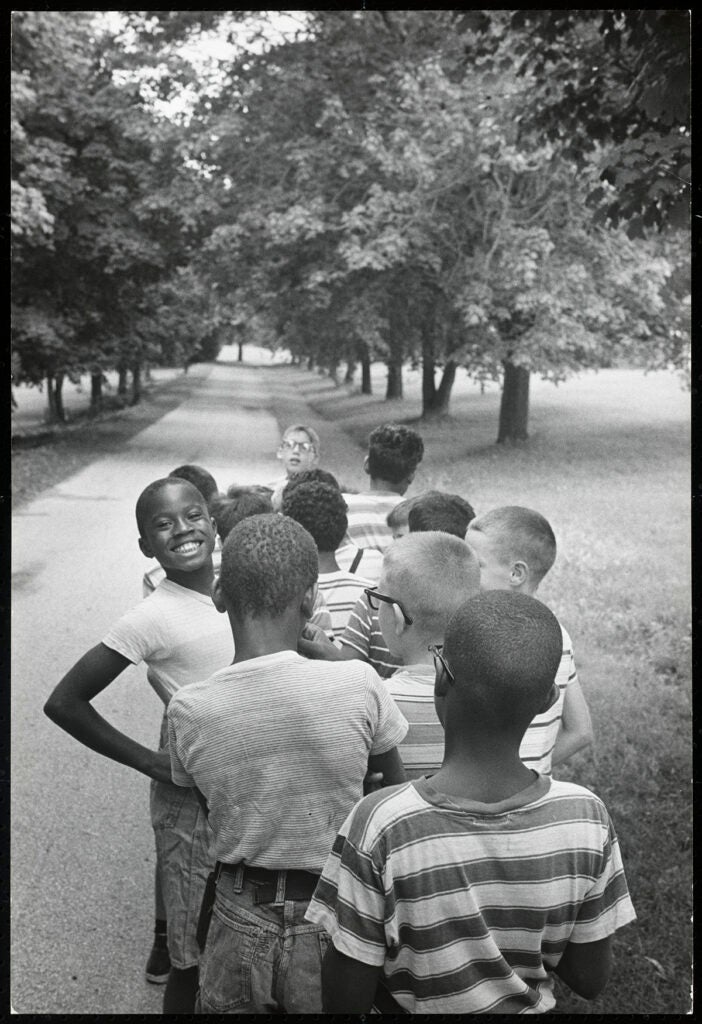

{"left": 44, "top": 478, "right": 234, "bottom": 1012}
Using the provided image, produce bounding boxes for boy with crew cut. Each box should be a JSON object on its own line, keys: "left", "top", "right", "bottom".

{"left": 373, "top": 531, "right": 481, "bottom": 778}
{"left": 44, "top": 478, "right": 234, "bottom": 1013}
{"left": 408, "top": 489, "right": 475, "bottom": 537}
{"left": 465, "top": 506, "right": 593, "bottom": 773}
{"left": 340, "top": 423, "right": 424, "bottom": 555}
{"left": 282, "top": 481, "right": 374, "bottom": 639}
{"left": 166, "top": 514, "right": 408, "bottom": 1013}
{"left": 306, "top": 591, "right": 637, "bottom": 1013}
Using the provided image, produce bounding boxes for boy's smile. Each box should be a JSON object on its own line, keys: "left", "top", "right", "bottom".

{"left": 139, "top": 481, "right": 216, "bottom": 574}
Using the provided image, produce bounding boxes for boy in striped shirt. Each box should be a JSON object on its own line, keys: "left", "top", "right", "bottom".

{"left": 306, "top": 592, "right": 636, "bottom": 1013}
{"left": 282, "top": 480, "right": 374, "bottom": 639}
{"left": 375, "top": 531, "right": 481, "bottom": 778}
{"left": 465, "top": 506, "right": 593, "bottom": 773}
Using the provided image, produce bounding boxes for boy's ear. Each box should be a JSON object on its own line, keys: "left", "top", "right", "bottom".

{"left": 301, "top": 582, "right": 317, "bottom": 621}
{"left": 211, "top": 577, "right": 228, "bottom": 614}
{"left": 510, "top": 560, "right": 529, "bottom": 588}
{"left": 138, "top": 535, "right": 154, "bottom": 559}
{"left": 538, "top": 682, "right": 560, "bottom": 714}
{"left": 391, "top": 602, "right": 408, "bottom": 638}
{"left": 362, "top": 455, "right": 370, "bottom": 476}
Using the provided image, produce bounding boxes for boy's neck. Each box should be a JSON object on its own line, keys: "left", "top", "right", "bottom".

{"left": 368, "top": 477, "right": 405, "bottom": 495}
{"left": 432, "top": 733, "right": 535, "bottom": 804}
{"left": 318, "top": 551, "right": 340, "bottom": 573}
{"left": 164, "top": 561, "right": 215, "bottom": 597}
{"left": 230, "top": 612, "right": 301, "bottom": 664}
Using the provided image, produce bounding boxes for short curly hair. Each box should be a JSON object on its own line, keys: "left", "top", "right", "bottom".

{"left": 282, "top": 482, "right": 348, "bottom": 552}
{"left": 210, "top": 489, "right": 273, "bottom": 542}
{"left": 367, "top": 424, "right": 424, "bottom": 484}
{"left": 168, "top": 464, "right": 219, "bottom": 504}
{"left": 444, "top": 591, "right": 562, "bottom": 730}
{"left": 408, "top": 490, "right": 476, "bottom": 538}
{"left": 282, "top": 468, "right": 341, "bottom": 496}
{"left": 218, "top": 513, "right": 318, "bottom": 618}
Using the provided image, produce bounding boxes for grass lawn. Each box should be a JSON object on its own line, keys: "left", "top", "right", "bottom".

{"left": 262, "top": 358, "right": 692, "bottom": 1015}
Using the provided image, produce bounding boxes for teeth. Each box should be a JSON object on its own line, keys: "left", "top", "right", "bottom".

{"left": 174, "top": 542, "right": 199, "bottom": 553}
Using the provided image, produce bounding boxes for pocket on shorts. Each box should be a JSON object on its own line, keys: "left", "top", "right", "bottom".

{"left": 150, "top": 777, "right": 189, "bottom": 830}
{"left": 198, "top": 905, "right": 264, "bottom": 1012}
{"left": 317, "top": 929, "right": 331, "bottom": 961}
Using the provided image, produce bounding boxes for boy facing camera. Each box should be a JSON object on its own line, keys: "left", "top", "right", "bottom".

{"left": 166, "top": 514, "right": 408, "bottom": 1014}
{"left": 307, "top": 592, "right": 636, "bottom": 1014}
{"left": 465, "top": 506, "right": 593, "bottom": 773}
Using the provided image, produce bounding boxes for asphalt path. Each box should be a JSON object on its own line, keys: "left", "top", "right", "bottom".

{"left": 11, "top": 360, "right": 283, "bottom": 1013}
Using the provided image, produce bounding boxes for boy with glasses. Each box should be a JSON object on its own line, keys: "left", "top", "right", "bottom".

{"left": 306, "top": 592, "right": 636, "bottom": 1013}
{"left": 269, "top": 424, "right": 321, "bottom": 511}
{"left": 367, "top": 531, "right": 481, "bottom": 778}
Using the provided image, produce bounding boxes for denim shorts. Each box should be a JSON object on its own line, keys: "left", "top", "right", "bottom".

{"left": 196, "top": 870, "right": 329, "bottom": 1014}
{"left": 150, "top": 719, "right": 214, "bottom": 969}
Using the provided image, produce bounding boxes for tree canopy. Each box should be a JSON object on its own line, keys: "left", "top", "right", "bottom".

{"left": 12, "top": 10, "right": 690, "bottom": 434}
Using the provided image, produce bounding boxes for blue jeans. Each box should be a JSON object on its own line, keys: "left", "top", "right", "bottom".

{"left": 196, "top": 869, "right": 329, "bottom": 1014}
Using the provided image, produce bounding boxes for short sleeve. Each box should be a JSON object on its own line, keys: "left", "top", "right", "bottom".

{"left": 305, "top": 803, "right": 388, "bottom": 966}
{"left": 365, "top": 669, "right": 408, "bottom": 755}
{"left": 568, "top": 808, "right": 637, "bottom": 943}
{"left": 102, "top": 599, "right": 164, "bottom": 667}
{"left": 340, "top": 592, "right": 373, "bottom": 657}
{"left": 166, "top": 696, "right": 197, "bottom": 788}
{"left": 310, "top": 587, "right": 333, "bottom": 635}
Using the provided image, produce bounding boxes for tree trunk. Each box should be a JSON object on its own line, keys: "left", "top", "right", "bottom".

{"left": 46, "top": 374, "right": 58, "bottom": 421}
{"left": 131, "top": 362, "right": 142, "bottom": 406}
{"left": 423, "top": 360, "right": 457, "bottom": 418}
{"left": 54, "top": 372, "right": 66, "bottom": 422}
{"left": 344, "top": 360, "right": 356, "bottom": 384}
{"left": 328, "top": 361, "right": 339, "bottom": 385}
{"left": 117, "top": 363, "right": 128, "bottom": 396}
{"left": 497, "top": 357, "right": 530, "bottom": 442}
{"left": 385, "top": 358, "right": 403, "bottom": 399}
{"left": 238, "top": 341, "right": 244, "bottom": 362}
{"left": 90, "top": 372, "right": 103, "bottom": 414}
{"left": 361, "top": 353, "right": 372, "bottom": 394}
{"left": 307, "top": 355, "right": 315, "bottom": 371}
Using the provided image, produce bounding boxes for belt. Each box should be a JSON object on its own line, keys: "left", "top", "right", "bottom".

{"left": 218, "top": 863, "right": 320, "bottom": 903}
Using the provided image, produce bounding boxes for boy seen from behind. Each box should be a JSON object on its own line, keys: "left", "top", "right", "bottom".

{"left": 282, "top": 481, "right": 374, "bottom": 639}
{"left": 166, "top": 514, "right": 409, "bottom": 1014}
{"left": 465, "top": 506, "right": 593, "bottom": 773}
{"left": 307, "top": 592, "right": 636, "bottom": 1013}
{"left": 373, "top": 532, "right": 481, "bottom": 778}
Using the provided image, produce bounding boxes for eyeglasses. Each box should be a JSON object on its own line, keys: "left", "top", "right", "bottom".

{"left": 364, "top": 587, "right": 414, "bottom": 626}
{"left": 428, "top": 643, "right": 455, "bottom": 684}
{"left": 280, "top": 439, "right": 315, "bottom": 453}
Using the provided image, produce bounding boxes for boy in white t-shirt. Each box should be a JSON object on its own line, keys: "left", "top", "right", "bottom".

{"left": 166, "top": 513, "right": 408, "bottom": 1013}
{"left": 44, "top": 478, "right": 234, "bottom": 1013}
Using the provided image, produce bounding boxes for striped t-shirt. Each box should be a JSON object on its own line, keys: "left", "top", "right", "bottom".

{"left": 167, "top": 651, "right": 408, "bottom": 871}
{"left": 102, "top": 578, "right": 234, "bottom": 704}
{"left": 341, "top": 492, "right": 402, "bottom": 553}
{"left": 306, "top": 776, "right": 636, "bottom": 1014}
{"left": 335, "top": 542, "right": 384, "bottom": 585}
{"left": 385, "top": 665, "right": 443, "bottom": 778}
{"left": 318, "top": 570, "right": 374, "bottom": 638}
{"left": 519, "top": 622, "right": 578, "bottom": 774}
{"left": 340, "top": 590, "right": 402, "bottom": 679}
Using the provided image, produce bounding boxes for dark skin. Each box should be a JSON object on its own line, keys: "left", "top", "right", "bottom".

{"left": 43, "top": 481, "right": 218, "bottom": 784}
{"left": 321, "top": 658, "right": 613, "bottom": 1012}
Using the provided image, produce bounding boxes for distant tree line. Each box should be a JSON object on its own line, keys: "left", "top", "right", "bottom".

{"left": 12, "top": 10, "right": 690, "bottom": 437}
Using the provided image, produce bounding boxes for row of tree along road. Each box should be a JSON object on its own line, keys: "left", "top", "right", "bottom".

{"left": 12, "top": 11, "right": 690, "bottom": 440}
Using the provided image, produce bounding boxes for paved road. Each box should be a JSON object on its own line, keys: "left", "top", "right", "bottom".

{"left": 11, "top": 361, "right": 282, "bottom": 1013}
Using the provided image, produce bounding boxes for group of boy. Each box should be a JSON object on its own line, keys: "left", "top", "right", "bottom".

{"left": 44, "top": 419, "right": 635, "bottom": 1014}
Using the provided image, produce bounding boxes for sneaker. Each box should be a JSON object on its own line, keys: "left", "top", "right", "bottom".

{"left": 145, "top": 935, "right": 171, "bottom": 985}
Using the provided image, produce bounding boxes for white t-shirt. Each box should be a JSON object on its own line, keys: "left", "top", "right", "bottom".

{"left": 167, "top": 650, "right": 409, "bottom": 870}
{"left": 102, "top": 578, "right": 234, "bottom": 704}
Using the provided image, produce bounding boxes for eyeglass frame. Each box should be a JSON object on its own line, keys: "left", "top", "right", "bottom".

{"left": 279, "top": 438, "right": 316, "bottom": 453}
{"left": 363, "top": 587, "right": 414, "bottom": 626}
{"left": 427, "top": 642, "right": 455, "bottom": 684}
